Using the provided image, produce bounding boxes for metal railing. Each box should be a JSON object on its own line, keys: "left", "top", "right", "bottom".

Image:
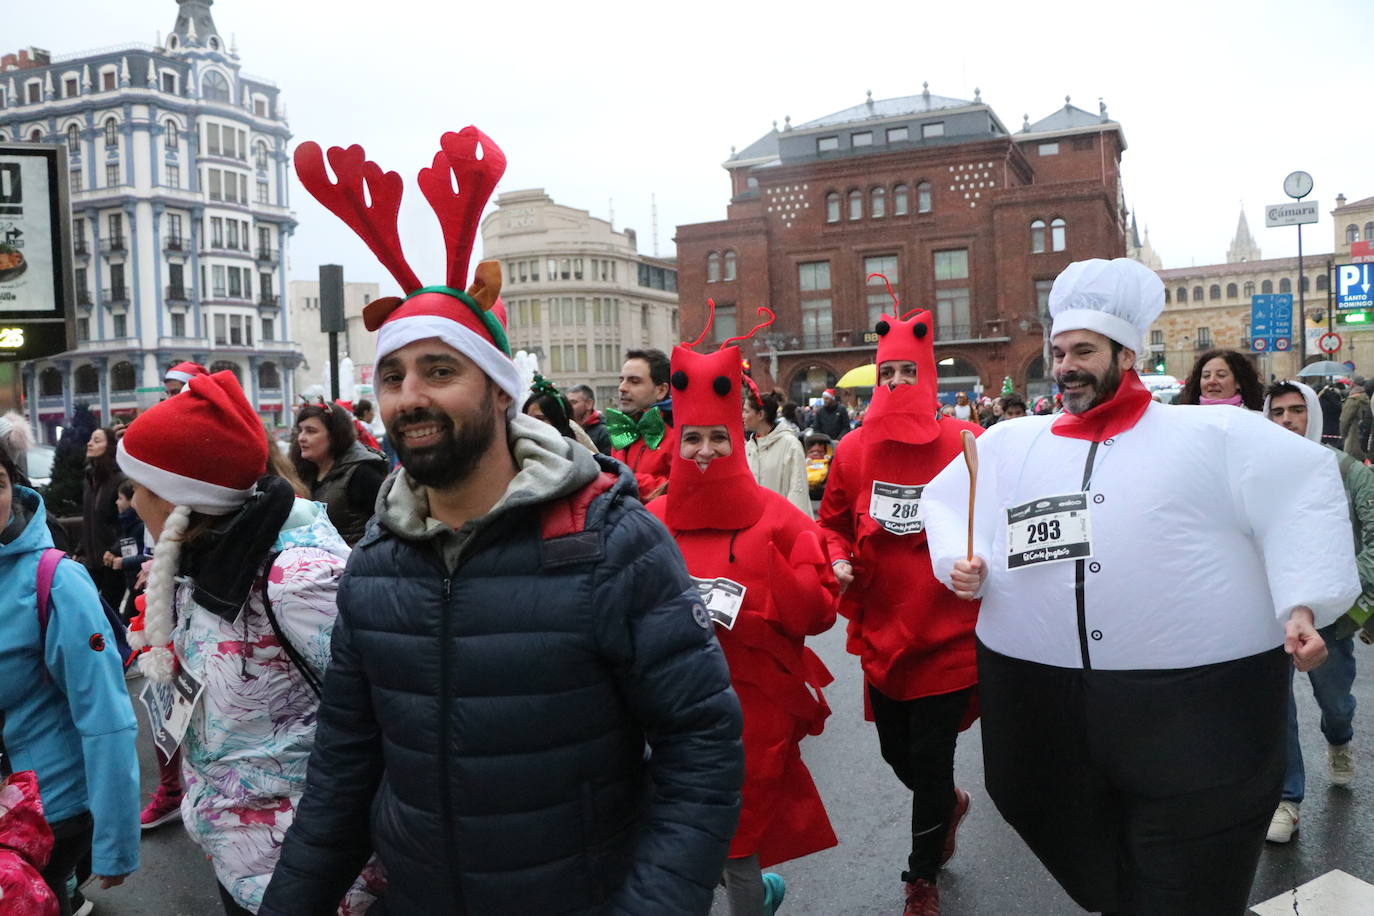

{"left": 255, "top": 247, "right": 277, "bottom": 263}
{"left": 165, "top": 285, "right": 188, "bottom": 301}
{"left": 102, "top": 287, "right": 128, "bottom": 302}
{"left": 100, "top": 236, "right": 126, "bottom": 252}
{"left": 164, "top": 236, "right": 185, "bottom": 251}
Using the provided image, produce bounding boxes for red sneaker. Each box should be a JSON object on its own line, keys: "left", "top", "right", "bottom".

{"left": 940, "top": 787, "right": 971, "bottom": 867}
{"left": 904, "top": 878, "right": 940, "bottom": 916}
{"left": 140, "top": 789, "right": 182, "bottom": 830}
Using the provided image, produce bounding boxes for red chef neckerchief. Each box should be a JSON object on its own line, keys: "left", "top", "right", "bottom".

{"left": 1051, "top": 368, "right": 1152, "bottom": 442}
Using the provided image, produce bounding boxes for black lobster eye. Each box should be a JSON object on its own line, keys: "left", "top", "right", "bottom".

{"left": 671, "top": 370, "right": 689, "bottom": 391}
{"left": 914, "top": 323, "right": 928, "bottom": 339}
{"left": 875, "top": 320, "right": 890, "bottom": 336}
{"left": 713, "top": 376, "right": 731, "bottom": 396}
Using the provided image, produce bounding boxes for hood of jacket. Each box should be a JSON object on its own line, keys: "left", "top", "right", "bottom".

{"left": 752, "top": 423, "right": 797, "bottom": 455}
{"left": 275, "top": 496, "right": 351, "bottom": 560}
{"left": 1262, "top": 379, "right": 1323, "bottom": 443}
{"left": 375, "top": 411, "right": 602, "bottom": 548}
{"left": 320, "top": 440, "right": 386, "bottom": 481}
{"left": 0, "top": 487, "right": 49, "bottom": 556}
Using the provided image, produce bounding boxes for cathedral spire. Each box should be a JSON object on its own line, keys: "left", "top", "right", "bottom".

{"left": 171, "top": 1, "right": 223, "bottom": 51}
{"left": 1226, "top": 206, "right": 1261, "bottom": 264}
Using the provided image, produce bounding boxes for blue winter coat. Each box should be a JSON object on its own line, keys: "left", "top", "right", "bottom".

{"left": 261, "top": 451, "right": 744, "bottom": 915}
{"left": 0, "top": 487, "right": 140, "bottom": 877}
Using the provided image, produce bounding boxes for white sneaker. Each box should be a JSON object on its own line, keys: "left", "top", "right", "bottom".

{"left": 1329, "top": 742, "right": 1356, "bottom": 786}
{"left": 1267, "top": 800, "right": 1299, "bottom": 843}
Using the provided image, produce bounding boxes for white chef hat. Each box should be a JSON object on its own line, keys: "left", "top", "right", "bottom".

{"left": 1049, "top": 258, "right": 1164, "bottom": 354}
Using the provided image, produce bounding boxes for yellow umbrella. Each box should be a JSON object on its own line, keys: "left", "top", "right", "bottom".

{"left": 836, "top": 364, "right": 876, "bottom": 388}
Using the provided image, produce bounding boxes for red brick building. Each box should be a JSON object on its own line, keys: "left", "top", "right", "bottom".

{"left": 675, "top": 88, "right": 1130, "bottom": 401}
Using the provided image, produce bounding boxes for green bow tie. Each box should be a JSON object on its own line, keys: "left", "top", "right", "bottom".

{"left": 605, "top": 407, "right": 666, "bottom": 451}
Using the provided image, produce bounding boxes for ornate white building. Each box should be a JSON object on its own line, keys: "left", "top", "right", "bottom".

{"left": 0, "top": 0, "right": 299, "bottom": 440}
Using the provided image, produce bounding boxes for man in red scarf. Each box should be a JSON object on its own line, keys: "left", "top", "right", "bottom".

{"left": 920, "top": 258, "right": 1357, "bottom": 916}
{"left": 818, "top": 303, "right": 981, "bottom": 916}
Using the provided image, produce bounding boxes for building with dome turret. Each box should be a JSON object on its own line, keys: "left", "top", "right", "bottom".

{"left": 0, "top": 0, "right": 299, "bottom": 440}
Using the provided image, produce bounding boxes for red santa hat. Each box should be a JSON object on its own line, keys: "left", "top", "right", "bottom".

{"left": 117, "top": 370, "right": 268, "bottom": 515}
{"left": 294, "top": 128, "right": 522, "bottom": 411}
{"left": 164, "top": 361, "right": 208, "bottom": 385}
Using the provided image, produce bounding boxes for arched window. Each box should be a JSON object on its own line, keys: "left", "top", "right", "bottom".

{"left": 848, "top": 189, "right": 863, "bottom": 221}
{"left": 871, "top": 187, "right": 886, "bottom": 218}
{"left": 1225, "top": 282, "right": 1238, "bottom": 298}
{"left": 255, "top": 141, "right": 268, "bottom": 170}
{"left": 1163, "top": 288, "right": 1171, "bottom": 304}
{"left": 1366, "top": 222, "right": 1374, "bottom": 242}
{"left": 1261, "top": 279, "right": 1273, "bottom": 294}
{"left": 74, "top": 364, "right": 99, "bottom": 395}
{"left": 1279, "top": 278, "right": 1292, "bottom": 293}
{"left": 1209, "top": 284, "right": 1221, "bottom": 300}
{"left": 825, "top": 191, "right": 840, "bottom": 223}
{"left": 165, "top": 119, "right": 178, "bottom": 149}
{"left": 917, "top": 181, "right": 932, "bottom": 214}
{"left": 209, "top": 37, "right": 220, "bottom": 51}
{"left": 202, "top": 70, "right": 231, "bottom": 104}
{"left": 1030, "top": 219, "right": 1046, "bottom": 254}
{"left": 39, "top": 367, "right": 63, "bottom": 397}
{"left": 110, "top": 361, "right": 136, "bottom": 392}
{"left": 1176, "top": 286, "right": 1187, "bottom": 303}
{"left": 1243, "top": 281, "right": 1254, "bottom": 297}
{"left": 893, "top": 184, "right": 909, "bottom": 216}
{"left": 1348, "top": 224, "right": 1361, "bottom": 244}
{"left": 723, "top": 250, "right": 737, "bottom": 281}
{"left": 1192, "top": 286, "right": 1204, "bottom": 300}
{"left": 103, "top": 117, "right": 118, "bottom": 148}
{"left": 29, "top": 128, "right": 43, "bottom": 143}
{"left": 1301, "top": 276, "right": 1310, "bottom": 293}
{"left": 706, "top": 252, "right": 721, "bottom": 283}
{"left": 1050, "top": 217, "right": 1067, "bottom": 252}
{"left": 66, "top": 124, "right": 80, "bottom": 153}
{"left": 1317, "top": 274, "right": 1328, "bottom": 292}
{"left": 258, "top": 361, "right": 281, "bottom": 390}
{"left": 209, "top": 360, "right": 241, "bottom": 381}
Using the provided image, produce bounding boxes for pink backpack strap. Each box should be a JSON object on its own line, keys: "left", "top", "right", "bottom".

{"left": 35, "top": 548, "right": 66, "bottom": 634}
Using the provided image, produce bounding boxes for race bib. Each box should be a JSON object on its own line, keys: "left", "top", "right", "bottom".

{"left": 870, "top": 481, "right": 924, "bottom": 535}
{"left": 1006, "top": 493, "right": 1093, "bottom": 569}
{"left": 691, "top": 576, "right": 747, "bottom": 630}
{"left": 138, "top": 666, "right": 205, "bottom": 758}
{"left": 119, "top": 536, "right": 139, "bottom": 560}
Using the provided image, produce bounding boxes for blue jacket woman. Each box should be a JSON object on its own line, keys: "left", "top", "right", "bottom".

{"left": 0, "top": 476, "right": 140, "bottom": 897}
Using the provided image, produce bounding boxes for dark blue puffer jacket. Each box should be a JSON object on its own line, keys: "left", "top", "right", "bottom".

{"left": 260, "top": 452, "right": 743, "bottom": 915}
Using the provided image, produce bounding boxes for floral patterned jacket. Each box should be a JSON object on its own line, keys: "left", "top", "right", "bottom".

{"left": 172, "top": 499, "right": 383, "bottom": 913}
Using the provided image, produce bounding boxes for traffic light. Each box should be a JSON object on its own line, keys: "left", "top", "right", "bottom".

{"left": 1153, "top": 355, "right": 1166, "bottom": 373}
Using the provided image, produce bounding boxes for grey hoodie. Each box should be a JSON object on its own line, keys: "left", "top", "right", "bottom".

{"left": 376, "top": 412, "right": 602, "bottom": 572}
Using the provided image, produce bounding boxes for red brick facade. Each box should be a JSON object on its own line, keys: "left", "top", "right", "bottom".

{"left": 675, "top": 104, "right": 1129, "bottom": 401}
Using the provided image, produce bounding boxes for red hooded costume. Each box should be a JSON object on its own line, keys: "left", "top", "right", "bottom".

{"left": 648, "top": 337, "right": 838, "bottom": 868}
{"left": 612, "top": 431, "right": 674, "bottom": 501}
{"left": 818, "top": 307, "right": 982, "bottom": 710}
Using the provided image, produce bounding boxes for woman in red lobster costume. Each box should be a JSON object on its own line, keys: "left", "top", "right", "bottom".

{"left": 817, "top": 276, "right": 982, "bottom": 916}
{"left": 648, "top": 308, "right": 838, "bottom": 916}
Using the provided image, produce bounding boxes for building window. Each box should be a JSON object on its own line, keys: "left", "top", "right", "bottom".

{"left": 1243, "top": 281, "right": 1255, "bottom": 297}
{"left": 1226, "top": 282, "right": 1238, "bottom": 298}
{"left": 65, "top": 124, "right": 80, "bottom": 153}
{"left": 934, "top": 249, "right": 969, "bottom": 281}
{"left": 706, "top": 252, "right": 721, "bottom": 283}
{"left": 203, "top": 70, "right": 231, "bottom": 104}
{"left": 1209, "top": 285, "right": 1221, "bottom": 301}
{"left": 162, "top": 72, "right": 177, "bottom": 94}
{"left": 259, "top": 361, "right": 281, "bottom": 390}
{"left": 871, "top": 187, "right": 886, "bottom": 218}
{"left": 76, "top": 318, "right": 89, "bottom": 342}
{"left": 112, "top": 313, "right": 127, "bottom": 338}
{"left": 1192, "top": 285, "right": 1204, "bottom": 300}
{"left": 167, "top": 164, "right": 180, "bottom": 189}
{"left": 1038, "top": 142, "right": 1059, "bottom": 156}
{"left": 1035, "top": 279, "right": 1054, "bottom": 316}
{"left": 1050, "top": 218, "right": 1066, "bottom": 252}
{"left": 1279, "top": 278, "right": 1291, "bottom": 293}
{"left": 800, "top": 298, "right": 832, "bottom": 349}
{"left": 256, "top": 180, "right": 269, "bottom": 203}
{"left": 1261, "top": 279, "right": 1273, "bottom": 294}
{"left": 1030, "top": 219, "right": 1046, "bottom": 253}
{"left": 1366, "top": 222, "right": 1374, "bottom": 242}
{"left": 887, "top": 126, "right": 909, "bottom": 143}
{"left": 1176, "top": 286, "right": 1187, "bottom": 302}
{"left": 848, "top": 189, "right": 862, "bottom": 221}
{"left": 1151, "top": 329, "right": 1165, "bottom": 347}
{"left": 170, "top": 312, "right": 186, "bottom": 337}
{"left": 713, "top": 305, "right": 738, "bottom": 344}
{"left": 573, "top": 258, "right": 584, "bottom": 280}
{"left": 105, "top": 163, "right": 119, "bottom": 187}
{"left": 723, "top": 250, "right": 737, "bottom": 281}
{"left": 799, "top": 261, "right": 831, "bottom": 291}
{"left": 101, "top": 70, "right": 116, "bottom": 92}
{"left": 254, "top": 98, "right": 267, "bottom": 117}
{"left": 893, "top": 184, "right": 909, "bottom": 216}
{"left": 917, "top": 181, "right": 932, "bottom": 213}
{"left": 935, "top": 288, "right": 971, "bottom": 340}
{"left": 1196, "top": 327, "right": 1212, "bottom": 348}
{"left": 210, "top": 361, "right": 242, "bottom": 382}
{"left": 75, "top": 365, "right": 99, "bottom": 394}
{"left": 25, "top": 81, "right": 41, "bottom": 104}
{"left": 817, "top": 136, "right": 839, "bottom": 153}
{"left": 29, "top": 129, "right": 42, "bottom": 143}
{"left": 922, "top": 122, "right": 945, "bottom": 139}
{"left": 165, "top": 119, "right": 178, "bottom": 149}
{"left": 111, "top": 361, "right": 135, "bottom": 390}
{"left": 255, "top": 142, "right": 268, "bottom": 170}
{"left": 852, "top": 131, "right": 873, "bottom": 147}
{"left": 64, "top": 77, "right": 78, "bottom": 98}
{"left": 104, "top": 118, "right": 118, "bottom": 148}
{"left": 825, "top": 191, "right": 840, "bottom": 223}
{"left": 864, "top": 255, "right": 899, "bottom": 326}
{"left": 40, "top": 367, "right": 63, "bottom": 397}
{"left": 1317, "top": 274, "right": 1328, "bottom": 292}
{"left": 1348, "top": 225, "right": 1361, "bottom": 244}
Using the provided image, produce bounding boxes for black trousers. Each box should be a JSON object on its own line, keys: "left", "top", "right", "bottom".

{"left": 977, "top": 641, "right": 1288, "bottom": 916}
{"left": 869, "top": 683, "right": 974, "bottom": 882}
{"left": 39, "top": 812, "right": 92, "bottom": 916}
{"left": 87, "top": 564, "right": 127, "bottom": 612}
{"left": 218, "top": 882, "right": 254, "bottom": 916}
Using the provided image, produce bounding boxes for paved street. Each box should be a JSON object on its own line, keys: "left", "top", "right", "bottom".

{"left": 83, "top": 624, "right": 1374, "bottom": 915}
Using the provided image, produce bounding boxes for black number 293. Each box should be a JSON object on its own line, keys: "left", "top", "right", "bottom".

{"left": 1025, "top": 519, "right": 1062, "bottom": 543}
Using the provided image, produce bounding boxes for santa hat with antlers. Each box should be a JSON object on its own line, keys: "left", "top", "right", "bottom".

{"left": 294, "top": 127, "right": 523, "bottom": 412}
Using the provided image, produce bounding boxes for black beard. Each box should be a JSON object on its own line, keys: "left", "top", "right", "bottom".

{"left": 1056, "top": 360, "right": 1123, "bottom": 415}
{"left": 388, "top": 386, "right": 499, "bottom": 489}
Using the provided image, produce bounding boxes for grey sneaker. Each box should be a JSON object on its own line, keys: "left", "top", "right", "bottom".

{"left": 1329, "top": 742, "right": 1356, "bottom": 786}
{"left": 1266, "top": 800, "right": 1299, "bottom": 843}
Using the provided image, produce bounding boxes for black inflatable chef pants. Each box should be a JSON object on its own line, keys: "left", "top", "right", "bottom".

{"left": 977, "top": 641, "right": 1287, "bottom": 916}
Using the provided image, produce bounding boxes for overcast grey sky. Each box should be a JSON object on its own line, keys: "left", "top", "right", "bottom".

{"left": 10, "top": 0, "right": 1373, "bottom": 291}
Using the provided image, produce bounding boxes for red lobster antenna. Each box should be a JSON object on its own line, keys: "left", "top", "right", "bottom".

{"left": 682, "top": 298, "right": 718, "bottom": 350}
{"left": 417, "top": 127, "right": 507, "bottom": 291}
{"left": 294, "top": 143, "right": 422, "bottom": 293}
{"left": 720, "top": 306, "right": 777, "bottom": 350}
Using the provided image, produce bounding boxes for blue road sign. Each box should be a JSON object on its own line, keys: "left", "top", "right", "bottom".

{"left": 1251, "top": 294, "right": 1293, "bottom": 350}
{"left": 1337, "top": 264, "right": 1374, "bottom": 309}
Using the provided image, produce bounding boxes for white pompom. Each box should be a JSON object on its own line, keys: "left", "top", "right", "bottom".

{"left": 139, "top": 646, "right": 177, "bottom": 683}
{"left": 127, "top": 629, "right": 147, "bottom": 652}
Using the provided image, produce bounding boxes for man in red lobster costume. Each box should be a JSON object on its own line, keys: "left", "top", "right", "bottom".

{"left": 649, "top": 310, "right": 838, "bottom": 915}
{"left": 818, "top": 284, "right": 982, "bottom": 916}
